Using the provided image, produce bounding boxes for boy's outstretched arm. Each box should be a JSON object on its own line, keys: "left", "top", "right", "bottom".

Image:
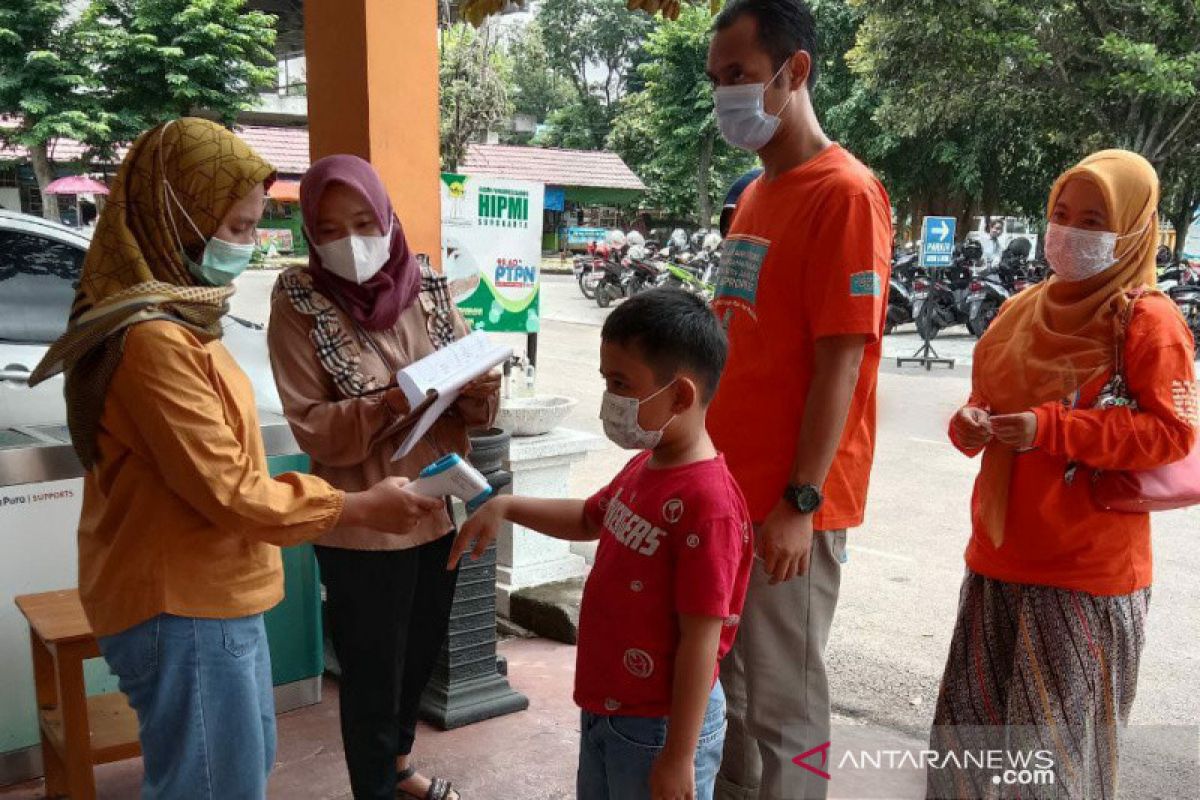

{"left": 651, "top": 614, "right": 724, "bottom": 800}
{"left": 447, "top": 496, "right": 597, "bottom": 568}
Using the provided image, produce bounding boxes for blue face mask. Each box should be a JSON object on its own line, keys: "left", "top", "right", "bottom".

{"left": 186, "top": 236, "right": 255, "bottom": 286}
{"left": 161, "top": 144, "right": 256, "bottom": 286}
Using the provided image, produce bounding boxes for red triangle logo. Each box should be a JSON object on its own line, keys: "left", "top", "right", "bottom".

{"left": 792, "top": 741, "right": 832, "bottom": 781}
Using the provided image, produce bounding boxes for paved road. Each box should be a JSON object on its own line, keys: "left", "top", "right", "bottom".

{"left": 234, "top": 271, "right": 1200, "bottom": 792}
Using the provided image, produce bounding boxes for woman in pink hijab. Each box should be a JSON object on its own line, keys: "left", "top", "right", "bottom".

{"left": 268, "top": 155, "right": 497, "bottom": 800}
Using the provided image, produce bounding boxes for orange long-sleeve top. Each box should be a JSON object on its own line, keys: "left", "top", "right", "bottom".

{"left": 952, "top": 294, "right": 1197, "bottom": 596}
{"left": 78, "top": 320, "right": 345, "bottom": 637}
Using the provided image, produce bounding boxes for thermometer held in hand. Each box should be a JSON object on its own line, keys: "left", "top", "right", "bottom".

{"left": 406, "top": 454, "right": 493, "bottom": 513}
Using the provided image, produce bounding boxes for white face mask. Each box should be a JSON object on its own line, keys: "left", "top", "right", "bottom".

{"left": 1044, "top": 222, "right": 1121, "bottom": 282}
{"left": 599, "top": 381, "right": 677, "bottom": 451}
{"left": 313, "top": 222, "right": 393, "bottom": 284}
{"left": 714, "top": 61, "right": 795, "bottom": 153}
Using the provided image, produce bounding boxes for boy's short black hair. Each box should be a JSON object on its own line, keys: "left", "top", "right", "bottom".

{"left": 601, "top": 288, "right": 728, "bottom": 404}
{"left": 714, "top": 0, "right": 819, "bottom": 90}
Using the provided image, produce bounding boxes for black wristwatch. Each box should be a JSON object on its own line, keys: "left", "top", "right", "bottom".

{"left": 784, "top": 484, "right": 823, "bottom": 515}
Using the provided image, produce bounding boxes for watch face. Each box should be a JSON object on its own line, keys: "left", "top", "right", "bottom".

{"left": 789, "top": 484, "right": 823, "bottom": 514}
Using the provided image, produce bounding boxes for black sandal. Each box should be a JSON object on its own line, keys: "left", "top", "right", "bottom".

{"left": 397, "top": 766, "right": 460, "bottom": 800}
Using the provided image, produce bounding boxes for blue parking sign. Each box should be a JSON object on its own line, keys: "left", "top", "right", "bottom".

{"left": 920, "top": 216, "right": 957, "bottom": 268}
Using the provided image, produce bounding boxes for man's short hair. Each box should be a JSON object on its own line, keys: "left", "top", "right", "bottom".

{"left": 601, "top": 289, "right": 728, "bottom": 404}
{"left": 714, "top": 0, "right": 819, "bottom": 90}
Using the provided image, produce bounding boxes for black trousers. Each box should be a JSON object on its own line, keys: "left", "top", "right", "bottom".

{"left": 315, "top": 534, "right": 460, "bottom": 800}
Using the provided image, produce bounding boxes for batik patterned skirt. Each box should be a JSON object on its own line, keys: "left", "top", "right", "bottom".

{"left": 926, "top": 570, "right": 1150, "bottom": 799}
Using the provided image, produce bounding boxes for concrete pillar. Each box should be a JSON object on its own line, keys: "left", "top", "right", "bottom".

{"left": 304, "top": 0, "right": 442, "bottom": 263}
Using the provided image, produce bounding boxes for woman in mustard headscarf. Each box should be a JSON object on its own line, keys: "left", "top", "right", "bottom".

{"left": 925, "top": 150, "right": 1197, "bottom": 797}
{"left": 30, "top": 119, "right": 441, "bottom": 799}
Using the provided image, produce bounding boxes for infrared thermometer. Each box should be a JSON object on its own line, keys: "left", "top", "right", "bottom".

{"left": 406, "top": 453, "right": 494, "bottom": 512}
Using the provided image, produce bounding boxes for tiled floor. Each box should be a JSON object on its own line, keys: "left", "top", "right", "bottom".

{"left": 0, "top": 638, "right": 580, "bottom": 800}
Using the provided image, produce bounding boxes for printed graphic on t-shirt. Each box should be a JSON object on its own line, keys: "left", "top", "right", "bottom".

{"left": 603, "top": 488, "right": 667, "bottom": 556}
{"left": 850, "top": 270, "right": 882, "bottom": 297}
{"left": 714, "top": 235, "right": 770, "bottom": 324}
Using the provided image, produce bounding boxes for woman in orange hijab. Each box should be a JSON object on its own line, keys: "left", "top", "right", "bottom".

{"left": 926, "top": 150, "right": 1197, "bottom": 797}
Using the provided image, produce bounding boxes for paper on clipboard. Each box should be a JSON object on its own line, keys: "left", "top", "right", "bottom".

{"left": 391, "top": 331, "right": 512, "bottom": 460}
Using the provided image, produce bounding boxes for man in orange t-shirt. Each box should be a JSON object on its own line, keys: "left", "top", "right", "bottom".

{"left": 706, "top": 3, "right": 893, "bottom": 798}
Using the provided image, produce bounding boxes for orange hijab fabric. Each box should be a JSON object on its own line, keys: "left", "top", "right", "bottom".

{"left": 971, "top": 149, "right": 1160, "bottom": 545}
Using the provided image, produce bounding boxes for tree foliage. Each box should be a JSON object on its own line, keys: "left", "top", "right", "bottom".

{"left": 849, "top": 0, "right": 1200, "bottom": 237}
{"left": 503, "top": 21, "right": 573, "bottom": 143}
{"left": 0, "top": 0, "right": 113, "bottom": 219}
{"left": 0, "top": 0, "right": 277, "bottom": 220}
{"left": 608, "top": 5, "right": 755, "bottom": 225}
{"left": 439, "top": 23, "right": 512, "bottom": 171}
{"left": 535, "top": 0, "right": 653, "bottom": 148}
{"left": 83, "top": 0, "right": 276, "bottom": 149}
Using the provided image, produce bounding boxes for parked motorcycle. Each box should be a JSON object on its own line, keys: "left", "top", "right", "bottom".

{"left": 660, "top": 258, "right": 714, "bottom": 300}
{"left": 594, "top": 244, "right": 661, "bottom": 308}
{"left": 885, "top": 251, "right": 920, "bottom": 335}
{"left": 573, "top": 242, "right": 606, "bottom": 300}
{"left": 1160, "top": 259, "right": 1200, "bottom": 350}
{"left": 913, "top": 240, "right": 983, "bottom": 340}
{"left": 966, "top": 239, "right": 1037, "bottom": 338}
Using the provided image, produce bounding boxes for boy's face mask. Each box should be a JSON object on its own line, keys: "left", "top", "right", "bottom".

{"left": 599, "top": 381, "right": 677, "bottom": 451}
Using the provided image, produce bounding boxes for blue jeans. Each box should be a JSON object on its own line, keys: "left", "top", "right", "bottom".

{"left": 98, "top": 614, "right": 275, "bottom": 799}
{"left": 578, "top": 681, "right": 727, "bottom": 800}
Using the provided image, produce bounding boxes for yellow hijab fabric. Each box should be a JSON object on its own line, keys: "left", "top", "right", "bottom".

{"left": 30, "top": 118, "right": 274, "bottom": 467}
{"left": 971, "top": 149, "right": 1160, "bottom": 546}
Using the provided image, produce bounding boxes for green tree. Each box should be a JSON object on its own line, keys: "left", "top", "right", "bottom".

{"left": 0, "top": 0, "right": 112, "bottom": 221}
{"left": 850, "top": 0, "right": 1200, "bottom": 230}
{"left": 536, "top": 0, "right": 653, "bottom": 148}
{"left": 503, "top": 21, "right": 573, "bottom": 143}
{"left": 82, "top": 0, "right": 276, "bottom": 147}
{"left": 1, "top": 0, "right": 276, "bottom": 221}
{"left": 1161, "top": 154, "right": 1200, "bottom": 259}
{"left": 439, "top": 23, "right": 513, "bottom": 171}
{"left": 609, "top": 5, "right": 755, "bottom": 224}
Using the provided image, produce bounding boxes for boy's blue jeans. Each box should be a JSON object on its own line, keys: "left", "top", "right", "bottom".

{"left": 98, "top": 613, "right": 275, "bottom": 800}
{"left": 578, "top": 681, "right": 727, "bottom": 800}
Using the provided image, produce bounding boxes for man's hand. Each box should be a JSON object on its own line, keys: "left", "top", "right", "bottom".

{"left": 951, "top": 406, "right": 992, "bottom": 449}
{"left": 447, "top": 496, "right": 509, "bottom": 568}
{"left": 650, "top": 749, "right": 695, "bottom": 800}
{"left": 461, "top": 370, "right": 501, "bottom": 399}
{"left": 758, "top": 501, "right": 815, "bottom": 584}
{"left": 991, "top": 412, "right": 1038, "bottom": 450}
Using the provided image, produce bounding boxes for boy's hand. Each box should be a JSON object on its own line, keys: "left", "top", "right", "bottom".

{"left": 650, "top": 749, "right": 695, "bottom": 800}
{"left": 447, "top": 496, "right": 508, "bottom": 569}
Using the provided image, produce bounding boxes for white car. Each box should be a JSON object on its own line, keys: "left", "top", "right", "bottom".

{"left": 0, "top": 210, "right": 283, "bottom": 428}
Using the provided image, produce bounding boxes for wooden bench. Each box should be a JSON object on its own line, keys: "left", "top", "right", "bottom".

{"left": 14, "top": 590, "right": 140, "bottom": 800}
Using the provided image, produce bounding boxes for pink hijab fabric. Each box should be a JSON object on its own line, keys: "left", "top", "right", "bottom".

{"left": 300, "top": 155, "right": 421, "bottom": 330}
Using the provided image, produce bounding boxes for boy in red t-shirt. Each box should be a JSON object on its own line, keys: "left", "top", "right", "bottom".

{"left": 450, "top": 289, "right": 754, "bottom": 800}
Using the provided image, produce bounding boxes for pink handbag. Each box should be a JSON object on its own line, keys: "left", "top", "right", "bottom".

{"left": 1091, "top": 291, "right": 1200, "bottom": 512}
